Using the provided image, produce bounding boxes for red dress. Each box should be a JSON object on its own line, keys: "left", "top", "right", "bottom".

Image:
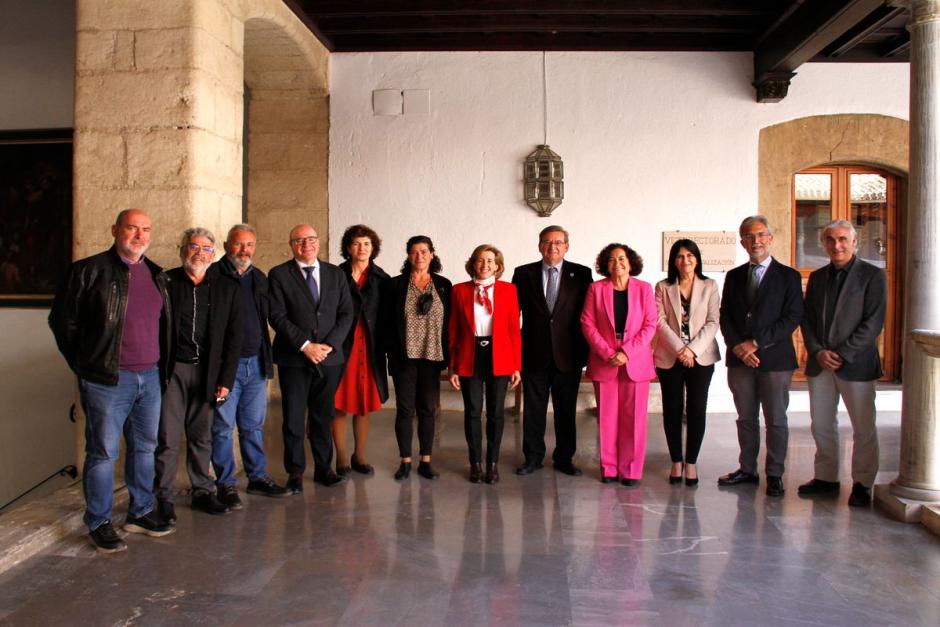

{"left": 334, "top": 270, "right": 382, "bottom": 415}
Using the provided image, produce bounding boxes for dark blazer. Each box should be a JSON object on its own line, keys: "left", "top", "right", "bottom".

{"left": 801, "top": 257, "right": 887, "bottom": 381}
{"left": 719, "top": 257, "right": 803, "bottom": 371}
{"left": 268, "top": 259, "right": 354, "bottom": 368}
{"left": 208, "top": 257, "right": 274, "bottom": 379}
{"left": 165, "top": 267, "right": 243, "bottom": 399}
{"left": 382, "top": 273, "right": 452, "bottom": 375}
{"left": 511, "top": 259, "right": 593, "bottom": 373}
{"left": 338, "top": 260, "right": 390, "bottom": 402}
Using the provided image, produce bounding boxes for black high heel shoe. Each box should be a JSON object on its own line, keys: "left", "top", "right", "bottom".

{"left": 669, "top": 474, "right": 683, "bottom": 485}
{"left": 685, "top": 476, "right": 699, "bottom": 487}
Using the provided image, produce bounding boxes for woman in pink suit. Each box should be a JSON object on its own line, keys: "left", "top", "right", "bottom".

{"left": 580, "top": 243, "right": 657, "bottom": 486}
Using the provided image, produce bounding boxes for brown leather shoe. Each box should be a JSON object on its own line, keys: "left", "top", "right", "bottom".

{"left": 469, "top": 463, "right": 483, "bottom": 483}
{"left": 485, "top": 463, "right": 500, "bottom": 484}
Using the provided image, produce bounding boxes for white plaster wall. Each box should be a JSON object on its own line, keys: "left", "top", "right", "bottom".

{"left": 0, "top": 0, "right": 76, "bottom": 508}
{"left": 0, "top": 0, "right": 75, "bottom": 129}
{"left": 328, "top": 51, "right": 909, "bottom": 411}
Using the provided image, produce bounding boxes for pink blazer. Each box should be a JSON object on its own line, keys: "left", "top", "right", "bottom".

{"left": 580, "top": 278, "right": 657, "bottom": 383}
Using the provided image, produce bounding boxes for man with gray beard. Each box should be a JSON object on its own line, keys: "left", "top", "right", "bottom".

{"left": 154, "top": 228, "right": 242, "bottom": 521}
{"left": 209, "top": 224, "right": 289, "bottom": 509}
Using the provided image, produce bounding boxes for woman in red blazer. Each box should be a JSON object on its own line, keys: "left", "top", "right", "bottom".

{"left": 449, "top": 244, "right": 522, "bottom": 484}
{"left": 580, "top": 243, "right": 657, "bottom": 486}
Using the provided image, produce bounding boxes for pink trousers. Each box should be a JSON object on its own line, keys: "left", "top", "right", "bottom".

{"left": 597, "top": 367, "right": 649, "bottom": 479}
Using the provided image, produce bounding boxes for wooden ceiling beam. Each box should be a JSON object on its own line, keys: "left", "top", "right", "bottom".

{"left": 301, "top": 0, "right": 781, "bottom": 18}
{"left": 753, "top": 0, "right": 886, "bottom": 102}
{"left": 824, "top": 4, "right": 907, "bottom": 57}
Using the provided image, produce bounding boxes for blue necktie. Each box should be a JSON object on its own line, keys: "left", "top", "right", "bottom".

{"left": 304, "top": 266, "right": 319, "bottom": 306}
{"left": 545, "top": 267, "right": 558, "bottom": 311}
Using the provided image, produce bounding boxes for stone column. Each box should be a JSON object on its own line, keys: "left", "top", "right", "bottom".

{"left": 875, "top": 0, "right": 940, "bottom": 523}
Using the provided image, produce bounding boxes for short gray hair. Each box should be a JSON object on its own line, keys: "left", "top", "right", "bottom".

{"left": 739, "top": 215, "right": 772, "bottom": 238}
{"left": 226, "top": 223, "right": 256, "bottom": 241}
{"left": 820, "top": 219, "right": 858, "bottom": 244}
{"left": 179, "top": 227, "right": 216, "bottom": 250}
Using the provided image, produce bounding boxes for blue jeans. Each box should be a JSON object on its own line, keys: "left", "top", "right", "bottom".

{"left": 211, "top": 355, "right": 269, "bottom": 485}
{"left": 79, "top": 367, "right": 161, "bottom": 531}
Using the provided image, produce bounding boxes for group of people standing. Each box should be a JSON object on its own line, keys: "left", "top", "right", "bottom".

{"left": 49, "top": 210, "right": 887, "bottom": 555}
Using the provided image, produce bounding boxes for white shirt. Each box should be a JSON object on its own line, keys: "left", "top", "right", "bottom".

{"left": 473, "top": 279, "right": 495, "bottom": 337}
{"left": 295, "top": 259, "right": 320, "bottom": 352}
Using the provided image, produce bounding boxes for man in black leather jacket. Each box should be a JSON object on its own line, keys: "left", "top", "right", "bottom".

{"left": 49, "top": 209, "right": 174, "bottom": 552}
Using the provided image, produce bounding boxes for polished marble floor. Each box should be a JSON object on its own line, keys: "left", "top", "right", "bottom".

{"left": 1, "top": 405, "right": 938, "bottom": 626}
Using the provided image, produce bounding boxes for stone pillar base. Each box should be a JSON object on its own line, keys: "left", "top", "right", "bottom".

{"left": 874, "top": 483, "right": 940, "bottom": 522}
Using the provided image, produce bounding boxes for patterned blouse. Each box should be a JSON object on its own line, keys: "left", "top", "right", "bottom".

{"left": 679, "top": 292, "right": 692, "bottom": 344}
{"left": 404, "top": 278, "right": 445, "bottom": 361}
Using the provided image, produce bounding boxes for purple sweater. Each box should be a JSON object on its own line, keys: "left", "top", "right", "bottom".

{"left": 120, "top": 258, "right": 163, "bottom": 371}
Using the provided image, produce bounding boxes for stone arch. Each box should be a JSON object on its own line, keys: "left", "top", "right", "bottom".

{"left": 758, "top": 114, "right": 909, "bottom": 258}
{"left": 241, "top": 6, "right": 329, "bottom": 270}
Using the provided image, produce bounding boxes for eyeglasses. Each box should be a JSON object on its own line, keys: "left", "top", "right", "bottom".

{"left": 742, "top": 232, "right": 771, "bottom": 242}
{"left": 291, "top": 236, "right": 319, "bottom": 246}
{"left": 186, "top": 244, "right": 215, "bottom": 254}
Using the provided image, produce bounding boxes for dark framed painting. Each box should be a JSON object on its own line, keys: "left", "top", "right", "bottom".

{"left": 0, "top": 129, "right": 73, "bottom": 307}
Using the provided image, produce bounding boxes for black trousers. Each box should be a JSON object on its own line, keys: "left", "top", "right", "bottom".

{"left": 392, "top": 359, "right": 441, "bottom": 458}
{"left": 521, "top": 364, "right": 581, "bottom": 465}
{"left": 154, "top": 361, "right": 215, "bottom": 498}
{"left": 656, "top": 362, "right": 715, "bottom": 464}
{"left": 278, "top": 363, "right": 342, "bottom": 477}
{"left": 460, "top": 341, "right": 510, "bottom": 465}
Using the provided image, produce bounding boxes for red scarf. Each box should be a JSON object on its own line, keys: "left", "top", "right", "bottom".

{"left": 474, "top": 281, "right": 494, "bottom": 315}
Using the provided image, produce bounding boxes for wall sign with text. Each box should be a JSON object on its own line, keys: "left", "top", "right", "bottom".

{"left": 662, "top": 231, "right": 738, "bottom": 272}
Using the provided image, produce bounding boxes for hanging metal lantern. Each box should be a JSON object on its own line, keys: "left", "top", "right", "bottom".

{"left": 524, "top": 144, "right": 564, "bottom": 217}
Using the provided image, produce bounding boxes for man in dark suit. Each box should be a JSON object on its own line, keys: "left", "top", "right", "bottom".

{"left": 512, "top": 225, "right": 593, "bottom": 476}
{"left": 155, "top": 227, "right": 243, "bottom": 521}
{"left": 798, "top": 220, "right": 887, "bottom": 507}
{"left": 719, "top": 215, "right": 803, "bottom": 497}
{"left": 269, "top": 224, "right": 354, "bottom": 491}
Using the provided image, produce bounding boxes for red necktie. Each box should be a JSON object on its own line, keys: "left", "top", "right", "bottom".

{"left": 474, "top": 282, "right": 493, "bottom": 315}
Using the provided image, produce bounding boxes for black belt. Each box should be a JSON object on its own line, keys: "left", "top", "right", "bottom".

{"left": 176, "top": 357, "right": 200, "bottom": 365}
{"left": 475, "top": 336, "right": 492, "bottom": 347}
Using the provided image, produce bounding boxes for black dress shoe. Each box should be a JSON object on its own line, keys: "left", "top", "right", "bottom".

{"left": 484, "top": 463, "right": 500, "bottom": 485}
{"left": 336, "top": 463, "right": 352, "bottom": 477}
{"left": 315, "top": 471, "right": 345, "bottom": 487}
{"left": 685, "top": 477, "right": 699, "bottom": 488}
{"left": 157, "top": 499, "right": 177, "bottom": 526}
{"left": 718, "top": 469, "right": 759, "bottom": 486}
{"left": 601, "top": 476, "right": 618, "bottom": 484}
{"left": 669, "top": 474, "right": 683, "bottom": 485}
{"left": 554, "top": 461, "right": 583, "bottom": 476}
{"left": 515, "top": 461, "right": 543, "bottom": 475}
{"left": 621, "top": 478, "right": 638, "bottom": 487}
{"left": 394, "top": 461, "right": 412, "bottom": 480}
{"left": 469, "top": 463, "right": 483, "bottom": 483}
{"left": 798, "top": 478, "right": 840, "bottom": 495}
{"left": 766, "top": 476, "right": 785, "bottom": 497}
{"left": 192, "top": 490, "right": 232, "bottom": 515}
{"left": 286, "top": 476, "right": 304, "bottom": 495}
{"left": 417, "top": 461, "right": 439, "bottom": 480}
{"left": 351, "top": 457, "right": 375, "bottom": 476}
{"left": 848, "top": 482, "right": 872, "bottom": 507}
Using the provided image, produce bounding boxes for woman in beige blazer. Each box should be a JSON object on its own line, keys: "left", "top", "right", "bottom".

{"left": 654, "top": 239, "right": 720, "bottom": 486}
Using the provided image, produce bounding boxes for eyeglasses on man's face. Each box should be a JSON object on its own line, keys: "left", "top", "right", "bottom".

{"left": 186, "top": 244, "right": 215, "bottom": 254}
{"left": 291, "top": 236, "right": 319, "bottom": 246}
{"left": 742, "top": 231, "right": 772, "bottom": 242}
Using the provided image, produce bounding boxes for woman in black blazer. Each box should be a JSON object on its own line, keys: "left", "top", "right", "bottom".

{"left": 333, "top": 224, "right": 390, "bottom": 478}
{"left": 382, "top": 235, "right": 452, "bottom": 481}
